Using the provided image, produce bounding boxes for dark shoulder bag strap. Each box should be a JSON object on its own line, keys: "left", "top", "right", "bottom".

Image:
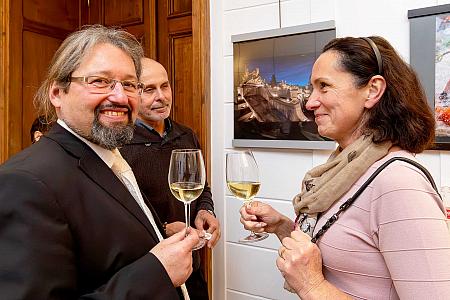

{"left": 311, "top": 157, "right": 441, "bottom": 243}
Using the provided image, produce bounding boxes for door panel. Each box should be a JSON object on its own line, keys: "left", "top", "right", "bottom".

{"left": 97, "top": 0, "right": 154, "bottom": 58}
{"left": 22, "top": 31, "right": 62, "bottom": 146}
{"left": 104, "top": 0, "right": 144, "bottom": 26}
{"left": 23, "top": 0, "right": 79, "bottom": 31}
{"left": 170, "top": 0, "right": 192, "bottom": 15}
{"left": 171, "top": 34, "right": 199, "bottom": 137}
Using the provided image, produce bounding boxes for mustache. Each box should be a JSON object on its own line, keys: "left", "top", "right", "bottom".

{"left": 96, "top": 104, "right": 132, "bottom": 112}
{"left": 150, "top": 103, "right": 169, "bottom": 109}
{"left": 94, "top": 104, "right": 133, "bottom": 124}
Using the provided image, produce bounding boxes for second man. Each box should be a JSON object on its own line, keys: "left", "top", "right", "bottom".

{"left": 121, "top": 58, "right": 221, "bottom": 299}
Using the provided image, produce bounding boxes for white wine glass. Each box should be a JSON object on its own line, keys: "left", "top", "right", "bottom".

{"left": 168, "top": 149, "right": 207, "bottom": 250}
{"left": 226, "top": 150, "right": 269, "bottom": 242}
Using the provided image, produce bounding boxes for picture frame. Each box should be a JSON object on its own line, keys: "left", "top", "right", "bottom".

{"left": 409, "top": 4, "right": 450, "bottom": 150}
{"left": 231, "top": 21, "right": 337, "bottom": 150}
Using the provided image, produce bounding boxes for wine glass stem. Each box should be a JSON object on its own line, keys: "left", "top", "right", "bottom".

{"left": 244, "top": 200, "right": 258, "bottom": 236}
{"left": 184, "top": 202, "right": 190, "bottom": 236}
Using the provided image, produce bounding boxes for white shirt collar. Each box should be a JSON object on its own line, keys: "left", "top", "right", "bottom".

{"left": 57, "top": 119, "right": 116, "bottom": 168}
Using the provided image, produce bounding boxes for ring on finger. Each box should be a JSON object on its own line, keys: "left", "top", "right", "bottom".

{"left": 278, "top": 247, "right": 285, "bottom": 259}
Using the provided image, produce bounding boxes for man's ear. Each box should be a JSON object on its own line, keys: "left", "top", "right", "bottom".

{"left": 49, "top": 82, "right": 63, "bottom": 108}
{"left": 365, "top": 75, "right": 386, "bottom": 109}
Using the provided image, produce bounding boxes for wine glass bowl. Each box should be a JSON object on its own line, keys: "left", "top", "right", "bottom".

{"left": 226, "top": 150, "right": 269, "bottom": 243}
{"left": 168, "top": 149, "right": 207, "bottom": 250}
{"left": 227, "top": 181, "right": 261, "bottom": 201}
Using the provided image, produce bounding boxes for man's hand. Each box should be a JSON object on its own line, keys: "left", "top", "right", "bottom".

{"left": 194, "top": 210, "right": 221, "bottom": 248}
{"left": 164, "top": 221, "right": 185, "bottom": 237}
{"left": 150, "top": 228, "right": 199, "bottom": 287}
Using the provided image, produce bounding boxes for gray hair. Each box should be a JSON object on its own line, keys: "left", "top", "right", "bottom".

{"left": 34, "top": 24, "right": 144, "bottom": 122}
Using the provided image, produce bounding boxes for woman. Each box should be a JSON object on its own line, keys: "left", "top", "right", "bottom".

{"left": 240, "top": 36, "right": 450, "bottom": 299}
{"left": 30, "top": 115, "right": 53, "bottom": 143}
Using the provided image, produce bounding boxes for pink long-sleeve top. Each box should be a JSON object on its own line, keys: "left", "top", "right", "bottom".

{"left": 314, "top": 151, "right": 450, "bottom": 299}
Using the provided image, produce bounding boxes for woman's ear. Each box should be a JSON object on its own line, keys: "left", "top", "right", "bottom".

{"left": 49, "top": 82, "right": 63, "bottom": 108}
{"left": 33, "top": 131, "right": 43, "bottom": 143}
{"left": 365, "top": 75, "right": 386, "bottom": 109}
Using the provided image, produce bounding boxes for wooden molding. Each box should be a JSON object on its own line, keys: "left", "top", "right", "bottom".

{"left": 0, "top": 0, "right": 7, "bottom": 163}
{"left": 7, "top": 0, "right": 24, "bottom": 160}
{"left": 1, "top": 0, "right": 23, "bottom": 163}
{"left": 192, "top": 0, "right": 212, "bottom": 296}
{"left": 147, "top": 0, "right": 157, "bottom": 59}
{"left": 192, "top": 0, "right": 210, "bottom": 176}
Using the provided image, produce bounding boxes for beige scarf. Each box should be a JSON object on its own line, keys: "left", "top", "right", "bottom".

{"left": 293, "top": 134, "right": 392, "bottom": 236}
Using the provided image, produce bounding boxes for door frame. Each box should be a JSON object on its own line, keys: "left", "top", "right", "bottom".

{"left": 192, "top": 1, "right": 212, "bottom": 293}
{"left": 1, "top": 0, "right": 13, "bottom": 164}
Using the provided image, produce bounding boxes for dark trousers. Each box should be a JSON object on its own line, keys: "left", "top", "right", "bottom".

{"left": 185, "top": 268, "right": 209, "bottom": 300}
{"left": 176, "top": 251, "right": 209, "bottom": 300}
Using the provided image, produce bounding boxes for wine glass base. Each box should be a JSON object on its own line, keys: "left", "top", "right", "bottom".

{"left": 239, "top": 232, "right": 269, "bottom": 243}
{"left": 192, "top": 237, "right": 207, "bottom": 250}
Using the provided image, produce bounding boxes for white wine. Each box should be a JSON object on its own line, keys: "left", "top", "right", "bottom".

{"left": 227, "top": 181, "right": 260, "bottom": 201}
{"left": 170, "top": 182, "right": 204, "bottom": 203}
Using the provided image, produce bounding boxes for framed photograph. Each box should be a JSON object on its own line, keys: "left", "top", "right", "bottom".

{"left": 231, "top": 21, "right": 336, "bottom": 150}
{"left": 409, "top": 4, "right": 450, "bottom": 150}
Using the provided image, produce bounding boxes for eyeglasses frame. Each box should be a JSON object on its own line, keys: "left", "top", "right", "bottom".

{"left": 69, "top": 76, "right": 144, "bottom": 95}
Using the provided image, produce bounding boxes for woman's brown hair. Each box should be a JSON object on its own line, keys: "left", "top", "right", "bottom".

{"left": 323, "top": 36, "right": 435, "bottom": 153}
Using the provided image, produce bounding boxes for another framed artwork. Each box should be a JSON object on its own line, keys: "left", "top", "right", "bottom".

{"left": 409, "top": 4, "right": 450, "bottom": 150}
{"left": 231, "top": 21, "right": 336, "bottom": 150}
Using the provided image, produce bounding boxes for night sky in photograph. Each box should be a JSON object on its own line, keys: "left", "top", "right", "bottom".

{"left": 243, "top": 53, "right": 315, "bottom": 86}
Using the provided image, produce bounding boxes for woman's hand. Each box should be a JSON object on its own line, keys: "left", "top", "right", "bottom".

{"left": 276, "top": 230, "right": 325, "bottom": 298}
{"left": 239, "top": 201, "right": 293, "bottom": 240}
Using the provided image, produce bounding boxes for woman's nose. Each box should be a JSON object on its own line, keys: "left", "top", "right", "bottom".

{"left": 305, "top": 90, "right": 320, "bottom": 110}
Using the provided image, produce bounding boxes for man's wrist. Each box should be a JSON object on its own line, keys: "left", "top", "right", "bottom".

{"left": 203, "top": 209, "right": 216, "bottom": 218}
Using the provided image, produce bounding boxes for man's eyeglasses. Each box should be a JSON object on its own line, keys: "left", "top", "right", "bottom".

{"left": 70, "top": 76, "right": 144, "bottom": 96}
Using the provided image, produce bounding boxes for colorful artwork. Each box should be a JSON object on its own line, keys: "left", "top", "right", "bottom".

{"left": 435, "top": 14, "right": 450, "bottom": 137}
{"left": 233, "top": 31, "right": 335, "bottom": 142}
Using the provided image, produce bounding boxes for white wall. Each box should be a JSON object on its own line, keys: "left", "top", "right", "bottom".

{"left": 210, "top": 1, "right": 450, "bottom": 299}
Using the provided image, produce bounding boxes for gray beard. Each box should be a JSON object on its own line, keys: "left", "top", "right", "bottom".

{"left": 90, "top": 118, "right": 134, "bottom": 150}
{"left": 67, "top": 106, "right": 134, "bottom": 150}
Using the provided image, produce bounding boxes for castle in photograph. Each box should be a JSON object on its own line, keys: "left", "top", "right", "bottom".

{"left": 235, "top": 66, "right": 322, "bottom": 140}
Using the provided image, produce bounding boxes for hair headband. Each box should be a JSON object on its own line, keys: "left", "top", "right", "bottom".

{"left": 360, "top": 37, "right": 383, "bottom": 75}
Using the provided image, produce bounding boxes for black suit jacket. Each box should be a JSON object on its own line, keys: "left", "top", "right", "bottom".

{"left": 0, "top": 123, "right": 181, "bottom": 299}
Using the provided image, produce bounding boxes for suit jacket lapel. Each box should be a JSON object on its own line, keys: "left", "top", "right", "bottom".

{"left": 46, "top": 124, "right": 160, "bottom": 243}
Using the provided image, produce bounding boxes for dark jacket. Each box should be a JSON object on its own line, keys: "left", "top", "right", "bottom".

{"left": 0, "top": 123, "right": 180, "bottom": 299}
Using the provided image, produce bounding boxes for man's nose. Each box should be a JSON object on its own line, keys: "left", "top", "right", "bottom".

{"left": 154, "top": 88, "right": 164, "bottom": 100}
{"left": 109, "top": 82, "right": 129, "bottom": 104}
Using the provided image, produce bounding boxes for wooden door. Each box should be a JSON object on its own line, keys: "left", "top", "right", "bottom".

{"left": 156, "top": 0, "right": 211, "bottom": 295}
{"left": 156, "top": 0, "right": 208, "bottom": 149}
{"left": 2, "top": 0, "right": 80, "bottom": 160}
